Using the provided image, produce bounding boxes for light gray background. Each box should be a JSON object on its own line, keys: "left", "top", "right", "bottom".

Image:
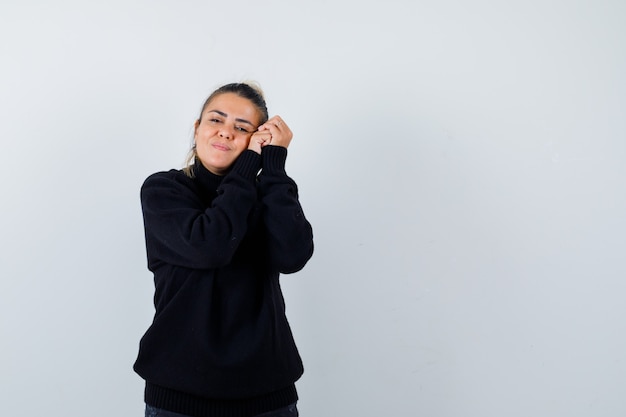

{"left": 1, "top": 1, "right": 625, "bottom": 416}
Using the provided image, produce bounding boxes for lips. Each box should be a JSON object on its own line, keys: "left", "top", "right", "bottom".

{"left": 211, "top": 142, "right": 230, "bottom": 151}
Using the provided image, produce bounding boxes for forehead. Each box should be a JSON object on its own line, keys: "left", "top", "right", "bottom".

{"left": 205, "top": 93, "right": 261, "bottom": 123}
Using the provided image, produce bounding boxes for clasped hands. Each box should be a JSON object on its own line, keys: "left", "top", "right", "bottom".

{"left": 247, "top": 116, "right": 293, "bottom": 154}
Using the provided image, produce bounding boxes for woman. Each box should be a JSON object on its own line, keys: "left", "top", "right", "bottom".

{"left": 134, "top": 82, "right": 314, "bottom": 417}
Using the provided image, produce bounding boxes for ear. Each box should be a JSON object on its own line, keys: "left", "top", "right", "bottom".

{"left": 193, "top": 119, "right": 200, "bottom": 138}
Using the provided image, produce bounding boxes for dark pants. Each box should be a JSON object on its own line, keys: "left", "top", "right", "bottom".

{"left": 145, "top": 403, "right": 299, "bottom": 417}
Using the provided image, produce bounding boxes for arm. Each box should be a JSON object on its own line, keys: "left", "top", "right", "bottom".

{"left": 141, "top": 151, "right": 261, "bottom": 270}
{"left": 258, "top": 145, "right": 314, "bottom": 273}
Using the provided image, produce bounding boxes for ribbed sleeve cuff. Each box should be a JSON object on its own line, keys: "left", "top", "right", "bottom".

{"left": 232, "top": 150, "right": 262, "bottom": 181}
{"left": 262, "top": 145, "right": 288, "bottom": 174}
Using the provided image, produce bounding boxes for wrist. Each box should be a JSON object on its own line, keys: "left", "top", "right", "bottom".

{"left": 262, "top": 145, "right": 288, "bottom": 174}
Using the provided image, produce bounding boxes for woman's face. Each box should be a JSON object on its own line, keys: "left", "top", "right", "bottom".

{"left": 194, "top": 92, "right": 261, "bottom": 175}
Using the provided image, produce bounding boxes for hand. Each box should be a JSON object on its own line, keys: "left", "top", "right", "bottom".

{"left": 257, "top": 116, "right": 293, "bottom": 149}
{"left": 248, "top": 129, "right": 272, "bottom": 154}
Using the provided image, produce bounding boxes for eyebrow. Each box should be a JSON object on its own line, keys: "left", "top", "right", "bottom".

{"left": 207, "top": 110, "right": 255, "bottom": 126}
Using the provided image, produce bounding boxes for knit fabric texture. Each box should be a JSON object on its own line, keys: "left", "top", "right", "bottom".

{"left": 134, "top": 147, "right": 313, "bottom": 416}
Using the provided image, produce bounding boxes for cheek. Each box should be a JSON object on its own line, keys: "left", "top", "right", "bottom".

{"left": 196, "top": 125, "right": 216, "bottom": 139}
{"left": 236, "top": 135, "right": 252, "bottom": 149}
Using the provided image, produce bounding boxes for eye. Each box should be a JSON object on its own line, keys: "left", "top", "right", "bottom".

{"left": 236, "top": 126, "right": 250, "bottom": 133}
{"left": 209, "top": 118, "right": 222, "bottom": 124}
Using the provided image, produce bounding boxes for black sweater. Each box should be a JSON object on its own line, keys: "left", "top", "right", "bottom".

{"left": 134, "top": 147, "right": 314, "bottom": 417}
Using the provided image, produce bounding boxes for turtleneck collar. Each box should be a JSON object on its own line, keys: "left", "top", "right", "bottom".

{"left": 191, "top": 159, "right": 225, "bottom": 192}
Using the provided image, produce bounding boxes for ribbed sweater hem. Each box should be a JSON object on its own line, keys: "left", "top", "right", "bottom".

{"left": 145, "top": 382, "right": 298, "bottom": 417}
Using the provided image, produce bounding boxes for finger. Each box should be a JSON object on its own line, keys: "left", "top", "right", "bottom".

{"left": 260, "top": 116, "right": 285, "bottom": 131}
{"left": 252, "top": 130, "right": 272, "bottom": 139}
{"left": 270, "top": 116, "right": 283, "bottom": 127}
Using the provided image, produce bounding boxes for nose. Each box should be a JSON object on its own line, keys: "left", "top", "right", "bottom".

{"left": 219, "top": 126, "right": 234, "bottom": 140}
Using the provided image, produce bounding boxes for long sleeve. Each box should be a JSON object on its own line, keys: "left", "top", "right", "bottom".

{"left": 140, "top": 151, "right": 261, "bottom": 270}
{"left": 258, "top": 146, "right": 314, "bottom": 273}
{"left": 135, "top": 151, "right": 307, "bottom": 410}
